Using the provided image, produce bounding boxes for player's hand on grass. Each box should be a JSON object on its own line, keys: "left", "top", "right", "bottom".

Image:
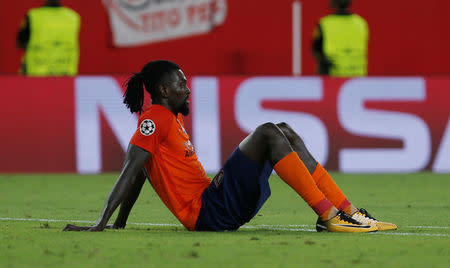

{"left": 63, "top": 224, "right": 106, "bottom": 232}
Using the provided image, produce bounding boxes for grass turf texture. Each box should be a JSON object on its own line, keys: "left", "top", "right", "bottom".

{"left": 0, "top": 173, "right": 449, "bottom": 267}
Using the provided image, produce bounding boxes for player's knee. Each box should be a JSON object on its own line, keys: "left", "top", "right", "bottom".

{"left": 276, "top": 122, "right": 298, "bottom": 141}
{"left": 256, "top": 122, "right": 277, "bottom": 133}
{"left": 276, "top": 122, "right": 290, "bottom": 131}
{"left": 255, "top": 122, "right": 282, "bottom": 140}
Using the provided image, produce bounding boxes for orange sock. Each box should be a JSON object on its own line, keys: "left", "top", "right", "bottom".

{"left": 274, "top": 152, "right": 333, "bottom": 220}
{"left": 312, "top": 163, "right": 353, "bottom": 214}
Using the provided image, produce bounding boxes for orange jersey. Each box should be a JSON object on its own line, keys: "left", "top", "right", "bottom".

{"left": 130, "top": 105, "right": 211, "bottom": 230}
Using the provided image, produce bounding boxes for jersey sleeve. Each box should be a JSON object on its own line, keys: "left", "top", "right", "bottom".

{"left": 129, "top": 111, "right": 173, "bottom": 154}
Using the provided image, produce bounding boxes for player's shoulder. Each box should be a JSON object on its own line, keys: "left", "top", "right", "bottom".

{"left": 139, "top": 105, "right": 175, "bottom": 124}
{"left": 136, "top": 105, "right": 175, "bottom": 137}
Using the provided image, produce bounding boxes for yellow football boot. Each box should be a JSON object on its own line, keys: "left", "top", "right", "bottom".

{"left": 316, "top": 211, "right": 378, "bottom": 233}
{"left": 352, "top": 208, "right": 397, "bottom": 231}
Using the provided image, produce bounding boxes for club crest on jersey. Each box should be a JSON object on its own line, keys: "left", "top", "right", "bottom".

{"left": 140, "top": 119, "right": 156, "bottom": 136}
{"left": 184, "top": 140, "right": 195, "bottom": 157}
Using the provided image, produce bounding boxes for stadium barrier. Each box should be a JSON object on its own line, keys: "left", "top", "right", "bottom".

{"left": 0, "top": 76, "right": 449, "bottom": 173}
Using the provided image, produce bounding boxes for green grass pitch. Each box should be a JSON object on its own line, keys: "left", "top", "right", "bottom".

{"left": 0, "top": 173, "right": 449, "bottom": 267}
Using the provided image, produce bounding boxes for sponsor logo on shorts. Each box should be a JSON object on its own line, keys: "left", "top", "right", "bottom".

{"left": 213, "top": 170, "right": 224, "bottom": 188}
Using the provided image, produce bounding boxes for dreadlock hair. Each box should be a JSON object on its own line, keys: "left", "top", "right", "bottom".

{"left": 123, "top": 60, "right": 180, "bottom": 114}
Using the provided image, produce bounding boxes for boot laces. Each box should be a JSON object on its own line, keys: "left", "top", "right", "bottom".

{"left": 359, "top": 208, "right": 378, "bottom": 221}
{"left": 337, "top": 211, "right": 361, "bottom": 225}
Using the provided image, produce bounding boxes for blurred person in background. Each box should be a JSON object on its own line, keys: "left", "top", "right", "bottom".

{"left": 312, "top": 0, "right": 368, "bottom": 76}
{"left": 16, "top": 0, "right": 80, "bottom": 76}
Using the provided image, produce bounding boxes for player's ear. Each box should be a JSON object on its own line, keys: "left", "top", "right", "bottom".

{"left": 159, "top": 84, "right": 169, "bottom": 98}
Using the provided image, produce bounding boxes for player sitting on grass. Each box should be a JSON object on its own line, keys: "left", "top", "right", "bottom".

{"left": 63, "top": 60, "right": 397, "bottom": 233}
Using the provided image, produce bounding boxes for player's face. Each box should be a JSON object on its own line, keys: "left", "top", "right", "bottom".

{"left": 166, "top": 69, "right": 190, "bottom": 116}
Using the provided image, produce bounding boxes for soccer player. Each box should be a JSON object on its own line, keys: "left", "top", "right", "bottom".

{"left": 63, "top": 60, "right": 396, "bottom": 233}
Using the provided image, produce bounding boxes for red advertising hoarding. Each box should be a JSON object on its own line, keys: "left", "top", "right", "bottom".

{"left": 0, "top": 76, "right": 449, "bottom": 173}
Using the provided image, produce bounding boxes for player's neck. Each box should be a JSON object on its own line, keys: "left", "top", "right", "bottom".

{"left": 154, "top": 102, "right": 178, "bottom": 116}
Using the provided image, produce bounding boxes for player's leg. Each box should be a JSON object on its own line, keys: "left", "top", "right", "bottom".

{"left": 240, "top": 123, "right": 334, "bottom": 220}
{"left": 276, "top": 122, "right": 397, "bottom": 231}
{"left": 239, "top": 122, "right": 376, "bottom": 232}
{"left": 275, "top": 122, "right": 357, "bottom": 215}
{"left": 195, "top": 122, "right": 375, "bottom": 232}
{"left": 197, "top": 122, "right": 326, "bottom": 231}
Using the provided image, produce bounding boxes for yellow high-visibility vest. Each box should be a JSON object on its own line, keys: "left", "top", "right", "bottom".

{"left": 25, "top": 7, "right": 80, "bottom": 76}
{"left": 319, "top": 14, "right": 368, "bottom": 77}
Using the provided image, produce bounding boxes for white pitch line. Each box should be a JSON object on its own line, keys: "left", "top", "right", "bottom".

{"left": 370, "top": 232, "right": 450, "bottom": 237}
{"left": 240, "top": 225, "right": 316, "bottom": 232}
{"left": 404, "top": 226, "right": 450, "bottom": 229}
{"left": 0, "top": 217, "right": 449, "bottom": 237}
{"left": 245, "top": 223, "right": 450, "bottom": 230}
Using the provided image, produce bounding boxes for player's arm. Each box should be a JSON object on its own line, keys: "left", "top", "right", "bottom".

{"left": 110, "top": 169, "right": 147, "bottom": 229}
{"left": 63, "top": 144, "right": 150, "bottom": 232}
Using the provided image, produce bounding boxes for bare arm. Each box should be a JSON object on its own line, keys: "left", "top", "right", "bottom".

{"left": 111, "top": 169, "right": 147, "bottom": 229}
{"left": 63, "top": 144, "right": 150, "bottom": 231}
